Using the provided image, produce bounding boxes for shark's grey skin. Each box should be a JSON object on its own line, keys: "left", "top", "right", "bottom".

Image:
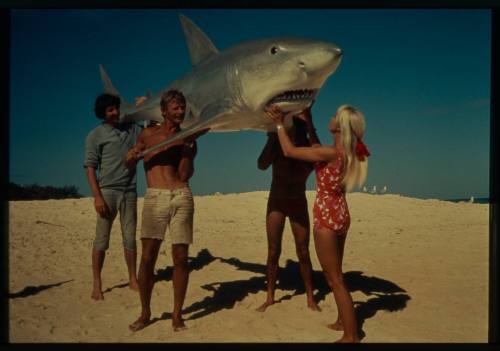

{"left": 99, "top": 14, "right": 343, "bottom": 156}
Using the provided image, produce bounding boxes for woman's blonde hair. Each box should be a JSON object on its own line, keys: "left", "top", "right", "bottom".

{"left": 336, "top": 104, "right": 368, "bottom": 192}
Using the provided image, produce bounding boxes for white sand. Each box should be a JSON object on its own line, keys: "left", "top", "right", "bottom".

{"left": 9, "top": 192, "right": 488, "bottom": 342}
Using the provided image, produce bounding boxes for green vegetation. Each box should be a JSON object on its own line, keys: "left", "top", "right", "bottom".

{"left": 8, "top": 182, "right": 83, "bottom": 200}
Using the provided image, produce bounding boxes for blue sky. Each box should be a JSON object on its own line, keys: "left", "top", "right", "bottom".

{"left": 10, "top": 9, "right": 491, "bottom": 199}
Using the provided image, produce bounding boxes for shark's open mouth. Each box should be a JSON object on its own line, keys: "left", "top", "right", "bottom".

{"left": 267, "top": 89, "right": 318, "bottom": 105}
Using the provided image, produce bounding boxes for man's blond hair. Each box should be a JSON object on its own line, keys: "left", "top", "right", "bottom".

{"left": 160, "top": 89, "right": 186, "bottom": 112}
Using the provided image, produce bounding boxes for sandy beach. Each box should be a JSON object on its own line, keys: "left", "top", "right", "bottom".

{"left": 8, "top": 192, "right": 488, "bottom": 342}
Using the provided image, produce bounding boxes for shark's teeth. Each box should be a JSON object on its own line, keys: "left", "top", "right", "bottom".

{"left": 269, "top": 89, "right": 317, "bottom": 104}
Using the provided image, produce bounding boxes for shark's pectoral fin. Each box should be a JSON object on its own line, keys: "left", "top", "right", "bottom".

{"left": 139, "top": 123, "right": 212, "bottom": 158}
{"left": 179, "top": 14, "right": 219, "bottom": 66}
{"left": 121, "top": 107, "right": 163, "bottom": 124}
{"left": 137, "top": 94, "right": 231, "bottom": 155}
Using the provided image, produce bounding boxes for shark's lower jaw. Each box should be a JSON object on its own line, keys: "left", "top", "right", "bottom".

{"left": 267, "top": 89, "right": 318, "bottom": 105}
{"left": 265, "top": 89, "right": 318, "bottom": 113}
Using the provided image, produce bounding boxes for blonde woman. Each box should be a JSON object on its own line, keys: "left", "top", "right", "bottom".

{"left": 266, "top": 104, "right": 370, "bottom": 343}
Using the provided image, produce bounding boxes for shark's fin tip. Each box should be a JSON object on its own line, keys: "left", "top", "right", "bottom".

{"left": 179, "top": 14, "right": 219, "bottom": 67}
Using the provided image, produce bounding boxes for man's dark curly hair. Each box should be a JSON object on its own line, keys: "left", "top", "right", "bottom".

{"left": 94, "top": 93, "right": 121, "bottom": 119}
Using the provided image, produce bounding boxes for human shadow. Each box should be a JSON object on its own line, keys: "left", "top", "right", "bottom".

{"left": 154, "top": 248, "right": 218, "bottom": 283}
{"left": 182, "top": 255, "right": 411, "bottom": 340}
{"left": 136, "top": 248, "right": 218, "bottom": 327}
{"left": 105, "top": 248, "right": 217, "bottom": 295}
{"left": 183, "top": 275, "right": 267, "bottom": 320}
{"left": 103, "top": 282, "right": 129, "bottom": 293}
{"left": 354, "top": 292, "right": 411, "bottom": 339}
{"left": 137, "top": 250, "right": 410, "bottom": 340}
{"left": 8, "top": 279, "right": 74, "bottom": 299}
{"left": 309, "top": 268, "right": 411, "bottom": 339}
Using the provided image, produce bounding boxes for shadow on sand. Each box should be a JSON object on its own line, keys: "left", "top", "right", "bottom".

{"left": 8, "top": 279, "right": 74, "bottom": 299}
{"left": 154, "top": 248, "right": 218, "bottom": 283}
{"left": 148, "top": 249, "right": 410, "bottom": 339}
{"left": 104, "top": 248, "right": 217, "bottom": 294}
{"left": 136, "top": 248, "right": 218, "bottom": 327}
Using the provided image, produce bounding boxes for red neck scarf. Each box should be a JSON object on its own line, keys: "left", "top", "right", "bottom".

{"left": 356, "top": 139, "right": 371, "bottom": 161}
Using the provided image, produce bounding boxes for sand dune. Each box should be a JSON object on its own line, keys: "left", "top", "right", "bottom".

{"left": 8, "top": 192, "right": 488, "bottom": 342}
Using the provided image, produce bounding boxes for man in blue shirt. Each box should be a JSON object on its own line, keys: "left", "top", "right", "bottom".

{"left": 84, "top": 93, "right": 141, "bottom": 300}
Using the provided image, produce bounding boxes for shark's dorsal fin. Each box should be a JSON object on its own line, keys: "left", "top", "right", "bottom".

{"left": 99, "top": 64, "right": 134, "bottom": 114}
{"left": 179, "top": 14, "right": 219, "bottom": 67}
{"left": 99, "top": 64, "right": 120, "bottom": 96}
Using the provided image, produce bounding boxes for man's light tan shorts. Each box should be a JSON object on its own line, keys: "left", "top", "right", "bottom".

{"left": 141, "top": 187, "right": 194, "bottom": 244}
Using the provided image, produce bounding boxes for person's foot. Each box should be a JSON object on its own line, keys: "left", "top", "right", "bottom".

{"left": 307, "top": 300, "right": 322, "bottom": 312}
{"left": 333, "top": 335, "right": 359, "bottom": 343}
{"left": 129, "top": 278, "right": 139, "bottom": 292}
{"left": 255, "top": 300, "right": 275, "bottom": 312}
{"left": 172, "top": 317, "right": 187, "bottom": 332}
{"left": 91, "top": 288, "right": 104, "bottom": 301}
{"left": 327, "top": 320, "right": 343, "bottom": 331}
{"left": 129, "top": 315, "right": 151, "bottom": 332}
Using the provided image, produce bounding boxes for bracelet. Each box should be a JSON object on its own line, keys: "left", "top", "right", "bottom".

{"left": 276, "top": 124, "right": 284, "bottom": 131}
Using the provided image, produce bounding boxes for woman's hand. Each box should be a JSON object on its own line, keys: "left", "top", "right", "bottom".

{"left": 295, "top": 106, "right": 312, "bottom": 122}
{"left": 135, "top": 96, "right": 147, "bottom": 107}
{"left": 265, "top": 104, "right": 286, "bottom": 124}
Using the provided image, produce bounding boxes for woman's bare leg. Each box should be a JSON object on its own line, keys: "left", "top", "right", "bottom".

{"left": 314, "top": 228, "right": 358, "bottom": 343}
{"left": 328, "top": 233, "right": 347, "bottom": 330}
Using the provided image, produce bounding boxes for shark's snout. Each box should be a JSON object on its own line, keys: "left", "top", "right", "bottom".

{"left": 325, "top": 42, "right": 343, "bottom": 56}
{"left": 293, "top": 42, "right": 343, "bottom": 78}
{"left": 333, "top": 46, "right": 343, "bottom": 57}
{"left": 261, "top": 42, "right": 342, "bottom": 114}
{"left": 318, "top": 43, "right": 343, "bottom": 70}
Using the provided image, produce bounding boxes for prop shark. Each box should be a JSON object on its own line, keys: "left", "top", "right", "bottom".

{"left": 99, "top": 14, "right": 343, "bottom": 157}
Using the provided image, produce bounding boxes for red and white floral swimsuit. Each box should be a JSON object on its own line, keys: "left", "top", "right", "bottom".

{"left": 313, "top": 153, "right": 350, "bottom": 234}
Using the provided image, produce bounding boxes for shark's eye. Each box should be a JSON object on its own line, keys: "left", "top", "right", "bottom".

{"left": 270, "top": 46, "right": 278, "bottom": 55}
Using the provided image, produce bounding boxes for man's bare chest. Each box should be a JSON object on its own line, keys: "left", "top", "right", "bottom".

{"left": 145, "top": 129, "right": 177, "bottom": 149}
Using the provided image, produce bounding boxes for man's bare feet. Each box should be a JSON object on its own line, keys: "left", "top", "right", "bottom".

{"left": 91, "top": 289, "right": 104, "bottom": 301}
{"left": 172, "top": 317, "right": 187, "bottom": 332}
{"left": 327, "top": 320, "right": 343, "bottom": 331}
{"left": 129, "top": 315, "right": 151, "bottom": 332}
{"left": 129, "top": 279, "right": 139, "bottom": 292}
{"left": 334, "top": 335, "right": 360, "bottom": 343}
{"left": 256, "top": 300, "right": 275, "bottom": 312}
{"left": 307, "top": 300, "right": 322, "bottom": 312}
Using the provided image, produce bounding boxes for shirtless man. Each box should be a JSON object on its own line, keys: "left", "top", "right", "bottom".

{"left": 256, "top": 107, "right": 321, "bottom": 312}
{"left": 125, "top": 89, "right": 207, "bottom": 332}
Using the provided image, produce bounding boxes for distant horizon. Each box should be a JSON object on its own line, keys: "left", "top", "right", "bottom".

{"left": 10, "top": 9, "right": 491, "bottom": 200}
{"left": 7, "top": 180, "right": 490, "bottom": 202}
